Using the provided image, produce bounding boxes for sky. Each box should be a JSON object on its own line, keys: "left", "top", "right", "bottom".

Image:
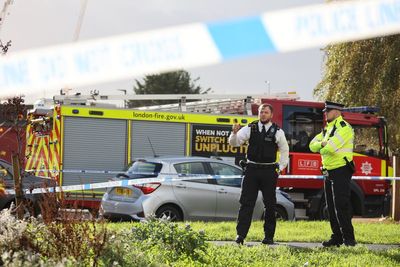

{"left": 0, "top": 0, "right": 324, "bottom": 104}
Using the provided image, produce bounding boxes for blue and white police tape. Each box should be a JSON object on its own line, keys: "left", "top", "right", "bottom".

{"left": 25, "top": 169, "right": 400, "bottom": 181}
{"left": 5, "top": 171, "right": 400, "bottom": 195}
{"left": 4, "top": 174, "right": 238, "bottom": 195}
{"left": 0, "top": 0, "right": 399, "bottom": 97}
{"left": 25, "top": 169, "right": 123, "bottom": 174}
{"left": 24, "top": 168, "right": 400, "bottom": 182}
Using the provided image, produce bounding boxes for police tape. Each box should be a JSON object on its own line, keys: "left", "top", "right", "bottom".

{"left": 23, "top": 168, "right": 400, "bottom": 182}
{"left": 0, "top": 0, "right": 399, "bottom": 96}
{"left": 5, "top": 171, "right": 400, "bottom": 195}
{"left": 24, "top": 168, "right": 400, "bottom": 181}
{"left": 25, "top": 169, "right": 124, "bottom": 174}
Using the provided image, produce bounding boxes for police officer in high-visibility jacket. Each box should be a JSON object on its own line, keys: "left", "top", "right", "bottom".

{"left": 309, "top": 101, "right": 356, "bottom": 247}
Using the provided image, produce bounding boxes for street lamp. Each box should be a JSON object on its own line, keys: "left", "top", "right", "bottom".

{"left": 265, "top": 81, "right": 271, "bottom": 95}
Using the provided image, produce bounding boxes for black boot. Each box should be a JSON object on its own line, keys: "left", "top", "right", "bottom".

{"left": 235, "top": 235, "right": 244, "bottom": 245}
{"left": 261, "top": 238, "right": 274, "bottom": 245}
{"left": 322, "top": 238, "right": 343, "bottom": 247}
{"left": 344, "top": 239, "right": 357, "bottom": 247}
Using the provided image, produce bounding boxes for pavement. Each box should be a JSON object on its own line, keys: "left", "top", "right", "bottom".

{"left": 352, "top": 217, "right": 395, "bottom": 223}
{"left": 211, "top": 241, "right": 400, "bottom": 251}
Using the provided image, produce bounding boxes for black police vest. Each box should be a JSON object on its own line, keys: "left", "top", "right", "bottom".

{"left": 247, "top": 121, "right": 279, "bottom": 163}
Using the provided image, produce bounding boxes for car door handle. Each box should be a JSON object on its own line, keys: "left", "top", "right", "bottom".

{"left": 176, "top": 183, "right": 186, "bottom": 188}
{"left": 218, "top": 189, "right": 227, "bottom": 194}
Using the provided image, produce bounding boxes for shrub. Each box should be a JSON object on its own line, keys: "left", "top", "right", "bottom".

{"left": 0, "top": 250, "right": 76, "bottom": 267}
{"left": 0, "top": 206, "right": 29, "bottom": 254}
{"left": 26, "top": 216, "right": 109, "bottom": 266}
{"left": 130, "top": 217, "right": 207, "bottom": 261}
{"left": 0, "top": 191, "right": 113, "bottom": 266}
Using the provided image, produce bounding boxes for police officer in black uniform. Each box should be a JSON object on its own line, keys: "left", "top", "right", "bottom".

{"left": 229, "top": 103, "right": 289, "bottom": 245}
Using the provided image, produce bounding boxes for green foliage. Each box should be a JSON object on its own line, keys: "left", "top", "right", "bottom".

{"left": 184, "top": 220, "right": 400, "bottom": 244}
{"left": 2, "top": 213, "right": 400, "bottom": 266}
{"left": 129, "top": 70, "right": 211, "bottom": 107}
{"left": 27, "top": 220, "right": 109, "bottom": 266}
{"left": 107, "top": 220, "right": 400, "bottom": 266}
{"left": 0, "top": 250, "right": 77, "bottom": 267}
{"left": 109, "top": 220, "right": 400, "bottom": 244}
{"left": 315, "top": 35, "right": 400, "bottom": 154}
{"left": 199, "top": 245, "right": 400, "bottom": 267}
{"left": 100, "top": 218, "right": 208, "bottom": 266}
{"left": 0, "top": 207, "right": 28, "bottom": 248}
{"left": 0, "top": 208, "right": 78, "bottom": 266}
{"left": 99, "top": 231, "right": 152, "bottom": 267}
{"left": 130, "top": 217, "right": 207, "bottom": 261}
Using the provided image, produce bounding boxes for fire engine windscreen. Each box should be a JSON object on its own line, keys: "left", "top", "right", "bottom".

{"left": 282, "top": 105, "right": 323, "bottom": 153}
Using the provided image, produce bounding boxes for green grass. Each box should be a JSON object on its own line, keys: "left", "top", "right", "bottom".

{"left": 181, "top": 245, "right": 400, "bottom": 267}
{"left": 105, "top": 220, "right": 400, "bottom": 266}
{"left": 108, "top": 220, "right": 400, "bottom": 244}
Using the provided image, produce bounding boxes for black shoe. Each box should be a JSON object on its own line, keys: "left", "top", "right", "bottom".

{"left": 261, "top": 238, "right": 274, "bottom": 245}
{"left": 322, "top": 238, "right": 343, "bottom": 247}
{"left": 344, "top": 240, "right": 357, "bottom": 247}
{"left": 235, "top": 235, "right": 244, "bottom": 245}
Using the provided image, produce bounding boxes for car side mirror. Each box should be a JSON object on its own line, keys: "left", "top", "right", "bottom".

{"left": 116, "top": 173, "right": 129, "bottom": 179}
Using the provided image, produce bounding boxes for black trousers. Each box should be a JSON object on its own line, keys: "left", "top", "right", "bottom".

{"left": 236, "top": 166, "right": 278, "bottom": 239}
{"left": 325, "top": 165, "right": 355, "bottom": 242}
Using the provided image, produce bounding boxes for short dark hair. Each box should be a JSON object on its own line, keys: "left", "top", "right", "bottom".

{"left": 258, "top": 103, "right": 273, "bottom": 113}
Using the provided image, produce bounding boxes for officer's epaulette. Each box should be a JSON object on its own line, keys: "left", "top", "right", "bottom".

{"left": 248, "top": 120, "right": 258, "bottom": 132}
{"left": 340, "top": 121, "right": 347, "bottom": 127}
{"left": 248, "top": 120, "right": 258, "bottom": 127}
{"left": 272, "top": 122, "right": 280, "bottom": 131}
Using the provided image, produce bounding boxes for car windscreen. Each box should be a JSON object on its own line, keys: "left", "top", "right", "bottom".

{"left": 126, "top": 161, "right": 162, "bottom": 179}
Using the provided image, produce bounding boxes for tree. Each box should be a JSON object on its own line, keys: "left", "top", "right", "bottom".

{"left": 315, "top": 35, "right": 400, "bottom": 154}
{"left": 128, "top": 70, "right": 211, "bottom": 108}
{"left": 1, "top": 96, "right": 29, "bottom": 218}
{"left": 2, "top": 97, "right": 27, "bottom": 166}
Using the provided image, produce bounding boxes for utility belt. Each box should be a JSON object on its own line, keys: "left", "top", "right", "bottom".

{"left": 239, "top": 160, "right": 278, "bottom": 170}
{"left": 320, "top": 157, "right": 356, "bottom": 179}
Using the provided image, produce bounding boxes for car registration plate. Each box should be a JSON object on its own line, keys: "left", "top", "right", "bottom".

{"left": 115, "top": 187, "right": 133, "bottom": 197}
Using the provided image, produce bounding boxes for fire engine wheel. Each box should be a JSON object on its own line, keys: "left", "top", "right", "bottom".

{"left": 156, "top": 205, "right": 183, "bottom": 222}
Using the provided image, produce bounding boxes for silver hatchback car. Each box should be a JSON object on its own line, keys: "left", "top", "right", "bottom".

{"left": 100, "top": 157, "right": 295, "bottom": 221}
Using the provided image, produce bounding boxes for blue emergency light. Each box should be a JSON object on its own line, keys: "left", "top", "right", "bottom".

{"left": 342, "top": 106, "right": 380, "bottom": 114}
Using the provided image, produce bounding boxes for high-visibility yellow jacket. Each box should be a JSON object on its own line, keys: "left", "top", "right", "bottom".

{"left": 309, "top": 115, "right": 354, "bottom": 170}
